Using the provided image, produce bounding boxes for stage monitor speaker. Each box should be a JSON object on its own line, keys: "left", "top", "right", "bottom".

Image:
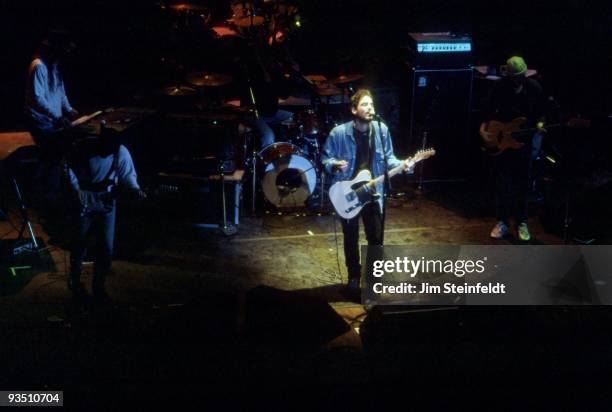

{"left": 245, "top": 285, "right": 350, "bottom": 346}
{"left": 408, "top": 68, "right": 474, "bottom": 180}
{"left": 360, "top": 305, "right": 612, "bottom": 381}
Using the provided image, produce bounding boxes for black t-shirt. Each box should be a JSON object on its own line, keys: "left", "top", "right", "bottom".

{"left": 487, "top": 77, "right": 547, "bottom": 125}
{"left": 353, "top": 127, "right": 371, "bottom": 179}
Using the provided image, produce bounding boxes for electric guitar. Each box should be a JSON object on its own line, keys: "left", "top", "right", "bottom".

{"left": 329, "top": 148, "right": 436, "bottom": 219}
{"left": 482, "top": 117, "right": 591, "bottom": 156}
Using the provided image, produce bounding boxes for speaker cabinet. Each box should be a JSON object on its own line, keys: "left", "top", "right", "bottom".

{"left": 408, "top": 68, "right": 474, "bottom": 179}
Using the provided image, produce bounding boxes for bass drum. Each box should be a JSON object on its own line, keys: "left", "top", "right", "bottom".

{"left": 258, "top": 142, "right": 317, "bottom": 208}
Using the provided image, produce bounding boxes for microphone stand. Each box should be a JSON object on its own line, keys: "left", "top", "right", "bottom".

{"left": 375, "top": 116, "right": 390, "bottom": 244}
{"left": 240, "top": 55, "right": 261, "bottom": 215}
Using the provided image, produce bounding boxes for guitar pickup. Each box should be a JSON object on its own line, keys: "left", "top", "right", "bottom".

{"left": 345, "top": 192, "right": 356, "bottom": 202}
{"left": 345, "top": 204, "right": 360, "bottom": 213}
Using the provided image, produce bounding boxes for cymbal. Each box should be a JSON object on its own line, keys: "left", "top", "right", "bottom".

{"left": 186, "top": 72, "right": 233, "bottom": 87}
{"left": 160, "top": 85, "right": 196, "bottom": 96}
{"left": 166, "top": 3, "right": 209, "bottom": 12}
{"left": 304, "top": 74, "right": 328, "bottom": 83}
{"left": 330, "top": 73, "right": 364, "bottom": 85}
{"left": 278, "top": 96, "right": 311, "bottom": 106}
{"left": 211, "top": 25, "right": 239, "bottom": 38}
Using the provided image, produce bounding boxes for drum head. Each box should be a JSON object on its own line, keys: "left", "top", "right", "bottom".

{"left": 258, "top": 142, "right": 301, "bottom": 164}
{"left": 262, "top": 154, "right": 317, "bottom": 208}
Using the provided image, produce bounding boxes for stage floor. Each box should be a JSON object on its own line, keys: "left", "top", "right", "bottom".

{"left": 1, "top": 183, "right": 589, "bottom": 401}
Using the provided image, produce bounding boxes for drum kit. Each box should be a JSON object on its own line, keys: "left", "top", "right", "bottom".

{"left": 157, "top": 2, "right": 365, "bottom": 213}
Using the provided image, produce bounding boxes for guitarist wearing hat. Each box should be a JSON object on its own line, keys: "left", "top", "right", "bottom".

{"left": 66, "top": 127, "right": 146, "bottom": 308}
{"left": 322, "top": 89, "right": 415, "bottom": 300}
{"left": 479, "top": 56, "right": 549, "bottom": 242}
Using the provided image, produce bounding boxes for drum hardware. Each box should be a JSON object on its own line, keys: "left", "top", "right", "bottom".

{"left": 219, "top": 164, "right": 238, "bottom": 236}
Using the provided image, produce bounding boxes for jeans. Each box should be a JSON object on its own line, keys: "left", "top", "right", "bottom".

{"left": 340, "top": 202, "right": 383, "bottom": 280}
{"left": 253, "top": 109, "right": 293, "bottom": 149}
{"left": 70, "top": 203, "right": 116, "bottom": 294}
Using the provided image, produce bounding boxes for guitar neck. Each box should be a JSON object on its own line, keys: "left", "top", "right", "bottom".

{"left": 512, "top": 122, "right": 564, "bottom": 137}
{"left": 367, "top": 162, "right": 409, "bottom": 188}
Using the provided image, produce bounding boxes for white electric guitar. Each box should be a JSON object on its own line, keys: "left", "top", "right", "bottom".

{"left": 329, "top": 148, "right": 436, "bottom": 219}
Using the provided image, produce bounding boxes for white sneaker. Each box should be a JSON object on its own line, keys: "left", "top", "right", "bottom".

{"left": 490, "top": 221, "right": 509, "bottom": 239}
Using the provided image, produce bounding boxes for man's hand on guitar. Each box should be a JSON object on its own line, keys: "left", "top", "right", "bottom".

{"left": 333, "top": 160, "right": 349, "bottom": 172}
{"left": 401, "top": 158, "right": 416, "bottom": 174}
{"left": 67, "top": 108, "right": 80, "bottom": 121}
{"left": 479, "top": 122, "right": 493, "bottom": 142}
{"left": 536, "top": 120, "right": 547, "bottom": 134}
{"left": 135, "top": 189, "right": 147, "bottom": 201}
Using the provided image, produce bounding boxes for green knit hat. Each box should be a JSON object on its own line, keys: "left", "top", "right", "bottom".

{"left": 505, "top": 56, "right": 528, "bottom": 76}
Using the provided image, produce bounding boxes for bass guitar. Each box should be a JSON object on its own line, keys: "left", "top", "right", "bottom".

{"left": 329, "top": 148, "right": 436, "bottom": 219}
{"left": 482, "top": 117, "right": 591, "bottom": 156}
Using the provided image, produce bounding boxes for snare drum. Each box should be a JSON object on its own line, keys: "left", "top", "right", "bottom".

{"left": 258, "top": 142, "right": 317, "bottom": 208}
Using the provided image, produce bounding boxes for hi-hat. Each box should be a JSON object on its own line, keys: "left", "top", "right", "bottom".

{"left": 186, "top": 72, "right": 233, "bottom": 87}
{"left": 160, "top": 85, "right": 196, "bottom": 96}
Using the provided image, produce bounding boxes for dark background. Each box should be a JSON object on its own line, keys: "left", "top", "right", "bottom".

{"left": 1, "top": 0, "right": 610, "bottom": 130}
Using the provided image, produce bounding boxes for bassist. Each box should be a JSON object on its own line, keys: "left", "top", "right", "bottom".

{"left": 479, "top": 56, "right": 548, "bottom": 241}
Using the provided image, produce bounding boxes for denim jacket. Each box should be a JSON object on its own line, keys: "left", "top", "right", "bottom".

{"left": 322, "top": 120, "right": 410, "bottom": 212}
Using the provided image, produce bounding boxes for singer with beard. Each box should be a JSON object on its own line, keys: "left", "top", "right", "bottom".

{"left": 322, "top": 89, "right": 413, "bottom": 301}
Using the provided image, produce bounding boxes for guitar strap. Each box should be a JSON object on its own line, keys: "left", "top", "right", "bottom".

{"left": 369, "top": 122, "right": 379, "bottom": 193}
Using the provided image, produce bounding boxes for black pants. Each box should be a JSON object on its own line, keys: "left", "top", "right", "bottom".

{"left": 494, "top": 147, "right": 532, "bottom": 224}
{"left": 27, "top": 125, "right": 70, "bottom": 210}
{"left": 340, "top": 202, "right": 383, "bottom": 280}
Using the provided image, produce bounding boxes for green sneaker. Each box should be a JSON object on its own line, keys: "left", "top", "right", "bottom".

{"left": 518, "top": 223, "right": 531, "bottom": 241}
